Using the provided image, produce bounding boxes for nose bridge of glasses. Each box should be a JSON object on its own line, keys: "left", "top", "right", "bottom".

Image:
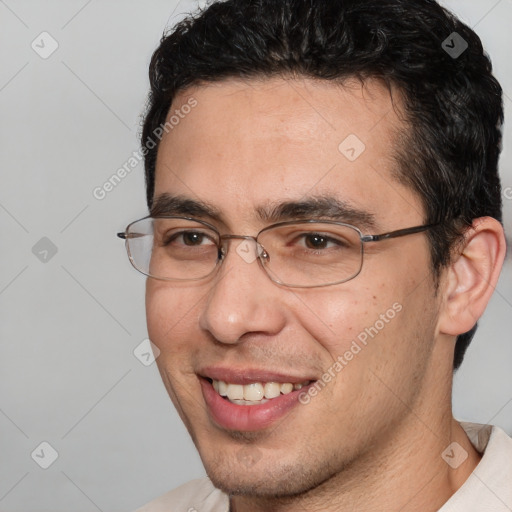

{"left": 218, "top": 234, "right": 268, "bottom": 262}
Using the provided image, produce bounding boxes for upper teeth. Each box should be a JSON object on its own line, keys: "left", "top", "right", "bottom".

{"left": 212, "top": 379, "right": 309, "bottom": 403}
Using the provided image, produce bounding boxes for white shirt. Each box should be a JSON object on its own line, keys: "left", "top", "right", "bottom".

{"left": 135, "top": 423, "right": 512, "bottom": 512}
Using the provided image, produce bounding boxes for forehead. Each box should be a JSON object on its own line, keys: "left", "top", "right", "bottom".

{"left": 154, "top": 77, "right": 423, "bottom": 229}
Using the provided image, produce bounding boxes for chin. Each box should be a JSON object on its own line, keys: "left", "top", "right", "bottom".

{"left": 208, "top": 470, "right": 311, "bottom": 498}
{"left": 203, "top": 454, "right": 339, "bottom": 499}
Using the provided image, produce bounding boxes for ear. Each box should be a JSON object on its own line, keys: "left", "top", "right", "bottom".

{"left": 438, "top": 217, "right": 507, "bottom": 336}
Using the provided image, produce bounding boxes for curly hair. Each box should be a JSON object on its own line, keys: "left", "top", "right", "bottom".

{"left": 141, "top": 0, "right": 504, "bottom": 370}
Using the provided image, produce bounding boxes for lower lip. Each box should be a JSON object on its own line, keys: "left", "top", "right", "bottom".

{"left": 200, "top": 378, "right": 313, "bottom": 432}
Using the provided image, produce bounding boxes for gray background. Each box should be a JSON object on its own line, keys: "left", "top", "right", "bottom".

{"left": 0, "top": 1, "right": 510, "bottom": 511}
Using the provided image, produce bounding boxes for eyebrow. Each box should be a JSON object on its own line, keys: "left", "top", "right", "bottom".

{"left": 258, "top": 197, "right": 377, "bottom": 230}
{"left": 151, "top": 194, "right": 221, "bottom": 219}
{"left": 150, "top": 193, "right": 377, "bottom": 231}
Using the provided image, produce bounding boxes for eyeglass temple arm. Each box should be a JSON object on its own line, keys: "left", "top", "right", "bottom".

{"left": 117, "top": 232, "right": 146, "bottom": 239}
{"left": 361, "top": 223, "right": 438, "bottom": 243}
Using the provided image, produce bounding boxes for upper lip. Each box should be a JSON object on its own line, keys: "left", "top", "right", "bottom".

{"left": 199, "top": 366, "right": 317, "bottom": 385}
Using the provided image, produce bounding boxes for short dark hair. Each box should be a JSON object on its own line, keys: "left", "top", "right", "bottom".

{"left": 141, "top": 0, "right": 504, "bottom": 370}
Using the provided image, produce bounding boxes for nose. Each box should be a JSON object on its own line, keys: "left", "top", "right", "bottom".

{"left": 198, "top": 238, "right": 287, "bottom": 344}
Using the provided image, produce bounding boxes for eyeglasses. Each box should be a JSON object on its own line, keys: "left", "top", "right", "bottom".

{"left": 117, "top": 216, "right": 438, "bottom": 288}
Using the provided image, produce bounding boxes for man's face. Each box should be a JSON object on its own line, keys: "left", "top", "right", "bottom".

{"left": 146, "top": 77, "right": 444, "bottom": 496}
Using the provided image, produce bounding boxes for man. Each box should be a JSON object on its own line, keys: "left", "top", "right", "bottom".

{"left": 118, "top": 0, "right": 511, "bottom": 510}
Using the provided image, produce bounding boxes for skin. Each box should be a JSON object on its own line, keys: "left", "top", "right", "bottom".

{"left": 145, "top": 77, "right": 506, "bottom": 511}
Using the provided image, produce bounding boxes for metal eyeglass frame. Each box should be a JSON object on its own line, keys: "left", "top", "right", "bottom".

{"left": 117, "top": 216, "right": 439, "bottom": 288}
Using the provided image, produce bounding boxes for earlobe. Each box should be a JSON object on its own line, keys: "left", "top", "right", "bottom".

{"left": 438, "top": 217, "right": 506, "bottom": 337}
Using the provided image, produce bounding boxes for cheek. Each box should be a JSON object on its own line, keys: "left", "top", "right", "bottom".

{"left": 145, "top": 281, "right": 202, "bottom": 357}
{"left": 292, "top": 274, "right": 423, "bottom": 391}
{"left": 145, "top": 282, "right": 208, "bottom": 422}
{"left": 291, "top": 285, "right": 386, "bottom": 360}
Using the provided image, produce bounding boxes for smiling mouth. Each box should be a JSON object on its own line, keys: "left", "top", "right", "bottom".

{"left": 206, "top": 377, "right": 313, "bottom": 405}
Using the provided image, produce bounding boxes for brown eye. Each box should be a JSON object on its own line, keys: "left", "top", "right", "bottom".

{"left": 162, "top": 230, "right": 216, "bottom": 248}
{"left": 304, "top": 234, "right": 328, "bottom": 249}
{"left": 182, "top": 232, "right": 206, "bottom": 246}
